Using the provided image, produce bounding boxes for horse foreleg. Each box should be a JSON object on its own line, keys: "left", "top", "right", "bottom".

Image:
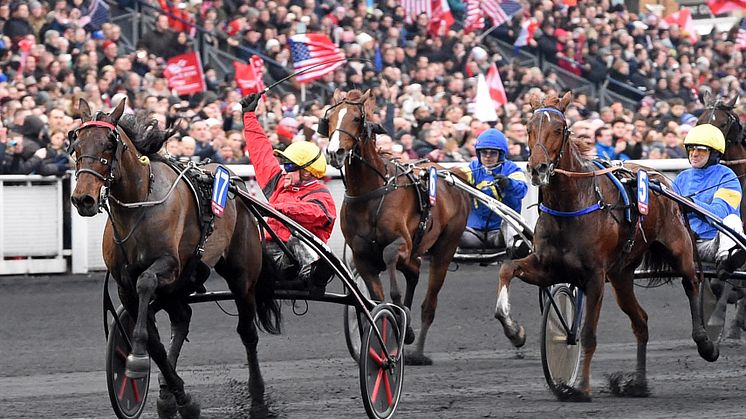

{"left": 727, "top": 297, "right": 746, "bottom": 339}
{"left": 157, "top": 301, "right": 193, "bottom": 415}
{"left": 126, "top": 255, "right": 178, "bottom": 379}
{"left": 607, "top": 273, "right": 650, "bottom": 398}
{"left": 570, "top": 280, "right": 604, "bottom": 402}
{"left": 382, "top": 238, "right": 406, "bottom": 307}
{"left": 494, "top": 255, "right": 545, "bottom": 347}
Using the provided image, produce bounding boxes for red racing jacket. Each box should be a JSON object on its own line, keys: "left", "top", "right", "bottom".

{"left": 243, "top": 113, "right": 336, "bottom": 243}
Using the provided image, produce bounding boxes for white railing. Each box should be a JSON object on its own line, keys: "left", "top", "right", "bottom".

{"left": 0, "top": 175, "right": 67, "bottom": 275}
{"left": 1, "top": 160, "right": 691, "bottom": 275}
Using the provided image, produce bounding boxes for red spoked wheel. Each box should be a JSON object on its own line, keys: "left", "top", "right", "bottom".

{"left": 359, "top": 305, "right": 404, "bottom": 419}
{"left": 106, "top": 306, "right": 150, "bottom": 419}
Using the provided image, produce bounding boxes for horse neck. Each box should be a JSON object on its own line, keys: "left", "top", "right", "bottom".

{"left": 344, "top": 139, "right": 387, "bottom": 196}
{"left": 109, "top": 137, "right": 150, "bottom": 205}
{"left": 542, "top": 145, "right": 597, "bottom": 210}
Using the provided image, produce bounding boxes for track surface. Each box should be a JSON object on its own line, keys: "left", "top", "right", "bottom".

{"left": 2, "top": 264, "right": 746, "bottom": 418}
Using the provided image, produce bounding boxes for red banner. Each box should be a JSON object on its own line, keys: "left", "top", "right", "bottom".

{"left": 163, "top": 52, "right": 205, "bottom": 96}
{"left": 234, "top": 56, "right": 266, "bottom": 95}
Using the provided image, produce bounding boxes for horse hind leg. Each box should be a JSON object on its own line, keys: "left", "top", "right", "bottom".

{"left": 606, "top": 272, "right": 650, "bottom": 398}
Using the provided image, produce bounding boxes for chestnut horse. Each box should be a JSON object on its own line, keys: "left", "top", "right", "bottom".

{"left": 70, "top": 99, "right": 279, "bottom": 417}
{"left": 324, "top": 89, "right": 470, "bottom": 365}
{"left": 697, "top": 91, "right": 746, "bottom": 339}
{"left": 493, "top": 92, "right": 718, "bottom": 401}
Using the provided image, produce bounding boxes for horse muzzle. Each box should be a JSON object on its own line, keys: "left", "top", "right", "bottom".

{"left": 71, "top": 193, "right": 100, "bottom": 217}
{"left": 529, "top": 163, "right": 552, "bottom": 187}
{"left": 326, "top": 149, "right": 347, "bottom": 169}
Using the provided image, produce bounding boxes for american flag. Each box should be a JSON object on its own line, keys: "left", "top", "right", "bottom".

{"left": 401, "top": 0, "right": 431, "bottom": 24}
{"left": 288, "top": 34, "right": 346, "bottom": 84}
{"left": 465, "top": 0, "right": 523, "bottom": 31}
{"left": 737, "top": 18, "right": 746, "bottom": 50}
{"left": 483, "top": 0, "right": 523, "bottom": 28}
{"left": 464, "top": 0, "right": 485, "bottom": 33}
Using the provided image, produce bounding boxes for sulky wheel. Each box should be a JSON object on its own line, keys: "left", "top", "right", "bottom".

{"left": 541, "top": 285, "right": 582, "bottom": 393}
{"left": 359, "top": 305, "right": 404, "bottom": 419}
{"left": 106, "top": 306, "right": 150, "bottom": 419}
{"left": 699, "top": 277, "right": 724, "bottom": 343}
{"left": 344, "top": 272, "right": 370, "bottom": 363}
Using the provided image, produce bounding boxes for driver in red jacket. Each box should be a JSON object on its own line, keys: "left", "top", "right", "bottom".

{"left": 240, "top": 93, "right": 336, "bottom": 296}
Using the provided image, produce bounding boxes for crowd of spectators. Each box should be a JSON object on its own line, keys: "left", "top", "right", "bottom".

{"left": 1, "top": 0, "right": 745, "bottom": 176}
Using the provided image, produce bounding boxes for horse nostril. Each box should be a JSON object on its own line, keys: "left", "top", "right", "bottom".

{"left": 535, "top": 163, "right": 548, "bottom": 174}
{"left": 335, "top": 149, "right": 346, "bottom": 157}
{"left": 72, "top": 194, "right": 96, "bottom": 209}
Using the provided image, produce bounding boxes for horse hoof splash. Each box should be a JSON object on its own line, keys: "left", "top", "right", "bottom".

{"left": 607, "top": 372, "right": 650, "bottom": 398}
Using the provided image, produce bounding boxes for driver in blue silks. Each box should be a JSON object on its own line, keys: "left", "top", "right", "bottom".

{"left": 459, "top": 128, "right": 528, "bottom": 256}
{"left": 672, "top": 124, "right": 746, "bottom": 274}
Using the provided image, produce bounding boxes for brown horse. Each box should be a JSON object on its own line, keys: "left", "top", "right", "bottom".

{"left": 69, "top": 99, "right": 279, "bottom": 417}
{"left": 324, "top": 88, "right": 470, "bottom": 365}
{"left": 697, "top": 91, "right": 746, "bottom": 339}
{"left": 493, "top": 92, "right": 718, "bottom": 401}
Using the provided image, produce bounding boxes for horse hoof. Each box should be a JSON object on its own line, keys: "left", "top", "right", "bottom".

{"left": 404, "top": 325, "right": 416, "bottom": 345}
{"left": 157, "top": 392, "right": 177, "bottom": 419}
{"left": 125, "top": 354, "right": 150, "bottom": 378}
{"left": 607, "top": 372, "right": 650, "bottom": 397}
{"left": 696, "top": 340, "right": 720, "bottom": 362}
{"left": 554, "top": 383, "right": 591, "bottom": 402}
{"left": 177, "top": 394, "right": 201, "bottom": 419}
{"left": 250, "top": 403, "right": 270, "bottom": 419}
{"left": 404, "top": 353, "right": 433, "bottom": 366}
{"left": 510, "top": 325, "right": 526, "bottom": 348}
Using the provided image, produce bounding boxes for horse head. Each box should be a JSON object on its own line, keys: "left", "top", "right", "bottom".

{"left": 698, "top": 92, "right": 743, "bottom": 147}
{"left": 70, "top": 98, "right": 127, "bottom": 216}
{"left": 323, "top": 88, "right": 384, "bottom": 169}
{"left": 526, "top": 91, "right": 573, "bottom": 186}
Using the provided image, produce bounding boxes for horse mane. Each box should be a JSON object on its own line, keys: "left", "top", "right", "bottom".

{"left": 118, "top": 111, "right": 174, "bottom": 156}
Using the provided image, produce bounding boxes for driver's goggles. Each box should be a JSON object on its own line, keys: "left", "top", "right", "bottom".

{"left": 283, "top": 162, "right": 301, "bottom": 172}
{"left": 685, "top": 145, "right": 710, "bottom": 153}
{"left": 479, "top": 149, "right": 501, "bottom": 157}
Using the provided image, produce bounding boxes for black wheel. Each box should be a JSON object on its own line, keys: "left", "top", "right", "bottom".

{"left": 699, "top": 277, "right": 724, "bottom": 343}
{"left": 344, "top": 273, "right": 370, "bottom": 363}
{"left": 541, "top": 285, "right": 582, "bottom": 392}
{"left": 360, "top": 305, "right": 404, "bottom": 419}
{"left": 106, "top": 306, "right": 150, "bottom": 419}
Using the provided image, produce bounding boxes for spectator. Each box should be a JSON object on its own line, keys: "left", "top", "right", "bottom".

{"left": 595, "top": 125, "right": 629, "bottom": 161}
{"left": 136, "top": 14, "right": 176, "bottom": 59}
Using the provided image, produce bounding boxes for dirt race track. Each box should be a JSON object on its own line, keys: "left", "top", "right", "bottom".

{"left": 2, "top": 263, "right": 746, "bottom": 418}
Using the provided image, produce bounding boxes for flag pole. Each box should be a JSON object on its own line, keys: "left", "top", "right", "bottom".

{"left": 301, "top": 84, "right": 306, "bottom": 103}
{"left": 476, "top": 23, "right": 501, "bottom": 43}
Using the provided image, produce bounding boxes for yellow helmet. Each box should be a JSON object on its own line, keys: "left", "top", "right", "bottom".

{"left": 684, "top": 124, "right": 725, "bottom": 154}
{"left": 274, "top": 141, "right": 327, "bottom": 178}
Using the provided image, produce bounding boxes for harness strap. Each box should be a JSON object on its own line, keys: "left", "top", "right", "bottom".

{"left": 344, "top": 182, "right": 397, "bottom": 203}
{"left": 591, "top": 160, "right": 631, "bottom": 222}
{"left": 539, "top": 202, "right": 602, "bottom": 217}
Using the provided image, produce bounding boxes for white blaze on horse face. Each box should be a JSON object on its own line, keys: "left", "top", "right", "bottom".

{"left": 327, "top": 108, "right": 347, "bottom": 153}
{"left": 543, "top": 111, "right": 551, "bottom": 123}
{"left": 495, "top": 285, "right": 511, "bottom": 318}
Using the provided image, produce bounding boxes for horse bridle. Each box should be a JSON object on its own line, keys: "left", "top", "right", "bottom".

{"left": 530, "top": 107, "right": 571, "bottom": 178}
{"left": 69, "top": 118, "right": 125, "bottom": 184}
{"left": 701, "top": 104, "right": 745, "bottom": 146}
{"left": 322, "top": 99, "right": 388, "bottom": 181}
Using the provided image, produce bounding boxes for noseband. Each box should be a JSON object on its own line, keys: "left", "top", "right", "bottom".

{"left": 530, "top": 107, "right": 570, "bottom": 178}
{"left": 70, "top": 119, "right": 124, "bottom": 184}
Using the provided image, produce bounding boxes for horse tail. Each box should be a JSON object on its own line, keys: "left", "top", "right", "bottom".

{"left": 639, "top": 242, "right": 674, "bottom": 287}
{"left": 254, "top": 250, "right": 283, "bottom": 335}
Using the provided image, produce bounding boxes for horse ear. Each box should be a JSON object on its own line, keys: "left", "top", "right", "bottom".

{"left": 724, "top": 94, "right": 739, "bottom": 108}
{"left": 702, "top": 90, "right": 712, "bottom": 106}
{"left": 529, "top": 93, "right": 543, "bottom": 110}
{"left": 362, "top": 88, "right": 375, "bottom": 115}
{"left": 110, "top": 97, "right": 126, "bottom": 124}
{"left": 558, "top": 91, "right": 573, "bottom": 112}
{"left": 79, "top": 98, "right": 91, "bottom": 122}
{"left": 332, "top": 88, "right": 344, "bottom": 104}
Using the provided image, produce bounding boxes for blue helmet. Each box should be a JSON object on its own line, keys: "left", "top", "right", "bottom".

{"left": 476, "top": 128, "right": 509, "bottom": 163}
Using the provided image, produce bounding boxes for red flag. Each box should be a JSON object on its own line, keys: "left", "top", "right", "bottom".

{"left": 163, "top": 52, "right": 206, "bottom": 96}
{"left": 463, "top": 0, "right": 484, "bottom": 34}
{"left": 707, "top": 0, "right": 746, "bottom": 15}
{"left": 249, "top": 55, "right": 265, "bottom": 91}
{"left": 428, "top": 0, "right": 455, "bottom": 37}
{"left": 664, "top": 8, "right": 697, "bottom": 43}
{"left": 234, "top": 61, "right": 262, "bottom": 95}
{"left": 288, "top": 33, "right": 345, "bottom": 84}
{"left": 485, "top": 63, "right": 507, "bottom": 106}
{"left": 400, "top": 0, "right": 431, "bottom": 24}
